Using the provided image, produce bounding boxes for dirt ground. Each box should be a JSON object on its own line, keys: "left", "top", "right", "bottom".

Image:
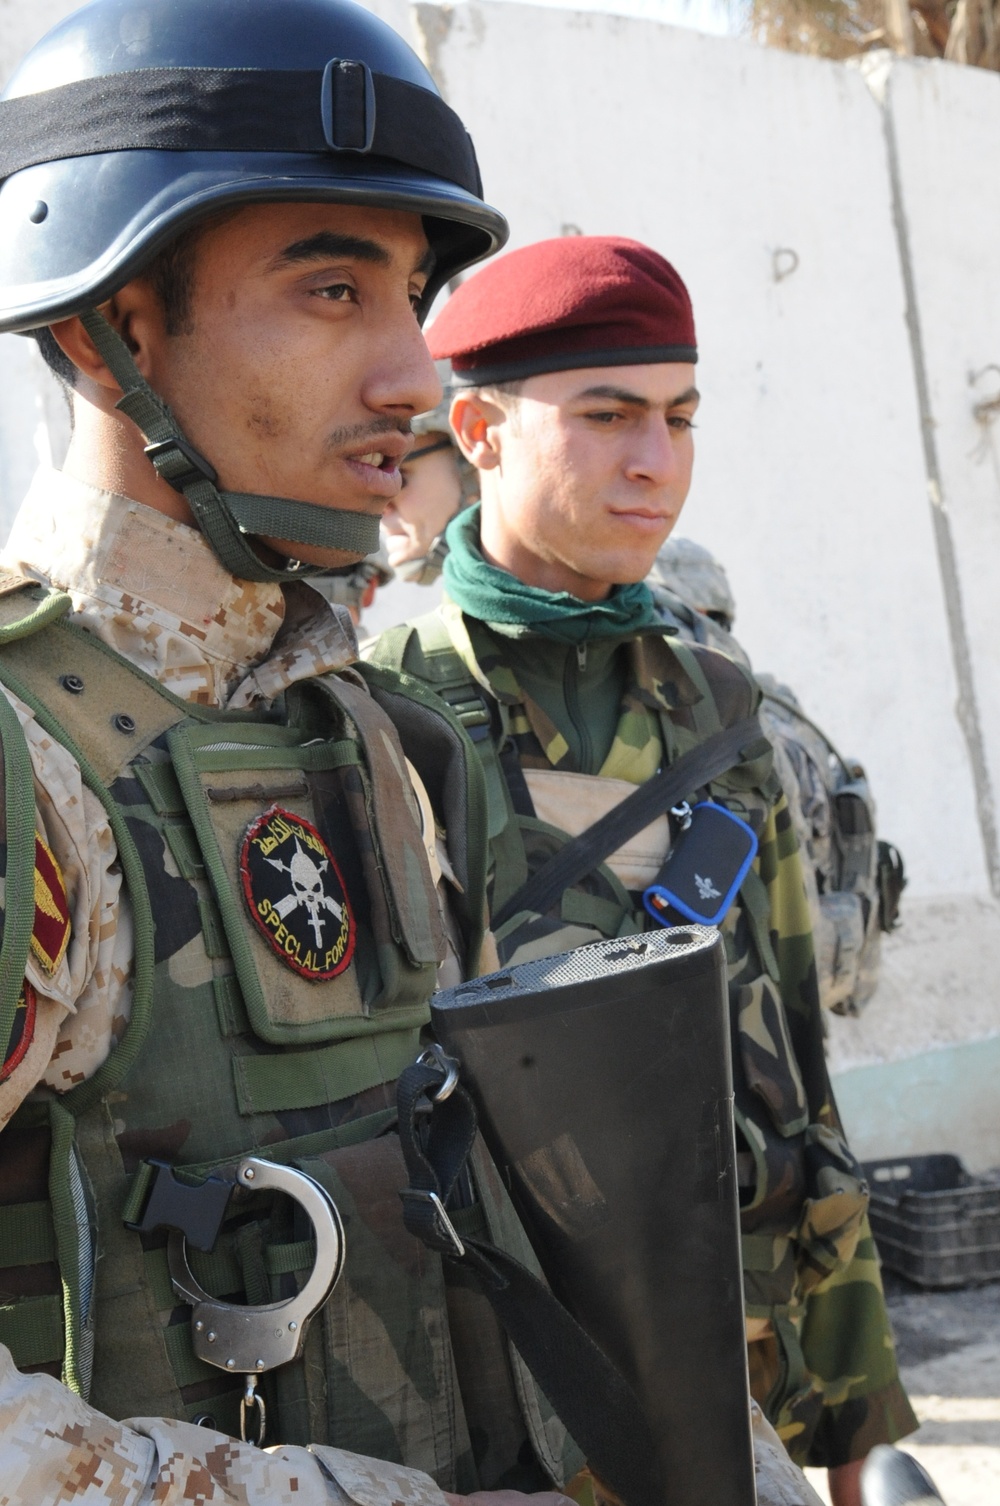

{"left": 804, "top": 1274, "right": 1000, "bottom": 1504}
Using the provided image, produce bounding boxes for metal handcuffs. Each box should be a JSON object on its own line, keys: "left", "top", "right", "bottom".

{"left": 167, "top": 1157, "right": 345, "bottom": 1445}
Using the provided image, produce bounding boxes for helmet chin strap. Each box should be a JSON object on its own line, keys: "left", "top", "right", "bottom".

{"left": 80, "top": 309, "right": 381, "bottom": 583}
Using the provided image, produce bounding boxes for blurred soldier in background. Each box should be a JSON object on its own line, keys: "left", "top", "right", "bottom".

{"left": 648, "top": 537, "right": 905, "bottom": 1017}
{"left": 381, "top": 394, "right": 479, "bottom": 585}
{"left": 311, "top": 542, "right": 394, "bottom": 638}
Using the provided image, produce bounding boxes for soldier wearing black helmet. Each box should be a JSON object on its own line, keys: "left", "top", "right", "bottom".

{"left": 0, "top": 1, "right": 583, "bottom": 1501}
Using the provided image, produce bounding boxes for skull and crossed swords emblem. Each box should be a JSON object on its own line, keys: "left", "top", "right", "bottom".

{"left": 241, "top": 806, "right": 356, "bottom": 979}
{"left": 265, "top": 838, "right": 344, "bottom": 948}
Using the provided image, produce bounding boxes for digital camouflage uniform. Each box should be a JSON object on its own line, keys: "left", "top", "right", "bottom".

{"left": 371, "top": 590, "right": 918, "bottom": 1471}
{"left": 0, "top": 472, "right": 581, "bottom": 1504}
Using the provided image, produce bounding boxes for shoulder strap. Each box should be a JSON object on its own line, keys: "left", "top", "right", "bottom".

{"left": 371, "top": 612, "right": 519, "bottom": 838}
{"left": 492, "top": 715, "right": 766, "bottom": 931}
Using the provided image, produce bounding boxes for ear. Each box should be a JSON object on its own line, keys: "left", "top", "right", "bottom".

{"left": 48, "top": 278, "right": 166, "bottom": 394}
{"left": 48, "top": 303, "right": 124, "bottom": 394}
{"left": 449, "top": 391, "right": 506, "bottom": 472}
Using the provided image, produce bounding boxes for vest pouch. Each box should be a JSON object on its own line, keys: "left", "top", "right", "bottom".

{"left": 108, "top": 1111, "right": 478, "bottom": 1478}
{"left": 166, "top": 721, "right": 417, "bottom": 1044}
{"left": 833, "top": 780, "right": 876, "bottom": 893}
{"left": 300, "top": 674, "right": 446, "bottom": 1008}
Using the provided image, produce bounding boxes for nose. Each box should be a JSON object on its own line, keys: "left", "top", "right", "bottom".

{"left": 364, "top": 299, "right": 442, "bottom": 420}
{"left": 624, "top": 418, "right": 682, "bottom": 487}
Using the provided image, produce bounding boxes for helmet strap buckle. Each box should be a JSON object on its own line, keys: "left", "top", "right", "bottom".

{"left": 144, "top": 436, "right": 219, "bottom": 494}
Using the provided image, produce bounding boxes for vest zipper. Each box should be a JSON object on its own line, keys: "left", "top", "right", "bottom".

{"left": 563, "top": 643, "right": 593, "bottom": 772}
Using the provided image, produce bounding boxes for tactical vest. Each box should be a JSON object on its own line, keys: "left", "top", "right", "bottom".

{"left": 0, "top": 582, "right": 579, "bottom": 1494}
{"left": 371, "top": 610, "right": 870, "bottom": 1435}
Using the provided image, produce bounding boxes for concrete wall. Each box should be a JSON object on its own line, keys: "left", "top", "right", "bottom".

{"left": 1, "top": 1, "right": 999, "bottom": 1165}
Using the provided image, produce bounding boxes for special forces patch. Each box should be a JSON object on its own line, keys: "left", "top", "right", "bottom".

{"left": 240, "top": 806, "right": 355, "bottom": 980}
{"left": 0, "top": 983, "right": 36, "bottom": 1082}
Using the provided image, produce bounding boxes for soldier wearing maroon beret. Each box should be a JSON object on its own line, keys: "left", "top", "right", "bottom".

{"left": 369, "top": 236, "right": 917, "bottom": 1506}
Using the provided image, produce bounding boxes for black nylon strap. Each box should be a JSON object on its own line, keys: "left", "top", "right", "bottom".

{"left": 396, "top": 1062, "right": 663, "bottom": 1506}
{"left": 492, "top": 714, "right": 766, "bottom": 931}
{"left": 0, "top": 65, "right": 480, "bottom": 192}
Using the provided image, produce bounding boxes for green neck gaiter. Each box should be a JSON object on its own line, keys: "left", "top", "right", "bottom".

{"left": 442, "top": 504, "right": 656, "bottom": 645}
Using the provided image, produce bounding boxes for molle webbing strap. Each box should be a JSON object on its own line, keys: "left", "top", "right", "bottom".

{"left": 492, "top": 714, "right": 767, "bottom": 931}
{"left": 0, "top": 65, "right": 481, "bottom": 196}
{"left": 79, "top": 311, "right": 380, "bottom": 581}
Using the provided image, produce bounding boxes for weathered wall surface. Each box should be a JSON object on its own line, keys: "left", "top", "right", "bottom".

{"left": 0, "top": 1, "right": 998, "bottom": 1164}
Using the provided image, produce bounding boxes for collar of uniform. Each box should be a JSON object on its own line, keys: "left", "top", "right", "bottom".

{"left": 442, "top": 597, "right": 701, "bottom": 715}
{"left": 1, "top": 468, "right": 356, "bottom": 708}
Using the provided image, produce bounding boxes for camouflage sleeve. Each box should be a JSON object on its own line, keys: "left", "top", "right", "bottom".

{"left": 0, "top": 1342, "right": 448, "bottom": 1505}
{"left": 797, "top": 1221, "right": 918, "bottom": 1468}
{"left": 0, "top": 684, "right": 132, "bottom": 1131}
{"left": 759, "top": 799, "right": 918, "bottom": 1466}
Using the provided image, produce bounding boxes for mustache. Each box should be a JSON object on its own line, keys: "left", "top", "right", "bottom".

{"left": 326, "top": 417, "right": 412, "bottom": 451}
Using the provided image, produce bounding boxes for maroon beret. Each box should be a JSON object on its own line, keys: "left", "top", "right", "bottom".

{"left": 428, "top": 235, "right": 697, "bottom": 384}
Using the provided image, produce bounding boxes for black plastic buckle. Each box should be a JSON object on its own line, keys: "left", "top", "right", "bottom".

{"left": 321, "top": 59, "right": 376, "bottom": 153}
{"left": 126, "top": 1160, "right": 234, "bottom": 1253}
{"left": 144, "top": 436, "right": 219, "bottom": 493}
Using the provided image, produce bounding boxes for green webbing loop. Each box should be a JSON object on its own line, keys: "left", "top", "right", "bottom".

{"left": 78, "top": 309, "right": 380, "bottom": 580}
{"left": 0, "top": 1294, "right": 65, "bottom": 1368}
{"left": 0, "top": 1201, "right": 56, "bottom": 1267}
{"left": 48, "top": 1098, "right": 89, "bottom": 1394}
{"left": 231, "top": 1022, "right": 425, "bottom": 1115}
{"left": 0, "top": 588, "right": 72, "bottom": 645}
{"left": 0, "top": 686, "right": 40, "bottom": 1069}
{"left": 740, "top": 866, "right": 782, "bottom": 983}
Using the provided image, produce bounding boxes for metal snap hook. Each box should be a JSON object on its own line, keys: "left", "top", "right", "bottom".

{"left": 417, "top": 1043, "right": 460, "bottom": 1101}
{"left": 240, "top": 1374, "right": 268, "bottom": 1447}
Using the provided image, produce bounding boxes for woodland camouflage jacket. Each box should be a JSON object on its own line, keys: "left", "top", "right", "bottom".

{"left": 371, "top": 598, "right": 918, "bottom": 1470}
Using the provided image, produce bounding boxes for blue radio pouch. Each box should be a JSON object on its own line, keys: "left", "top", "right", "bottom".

{"left": 644, "top": 801, "right": 758, "bottom": 928}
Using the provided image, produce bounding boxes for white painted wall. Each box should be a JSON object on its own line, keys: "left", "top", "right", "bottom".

{"left": 1, "top": 0, "right": 999, "bottom": 1157}
{"left": 883, "top": 59, "right": 1000, "bottom": 886}
{"left": 412, "top": 3, "right": 989, "bottom": 902}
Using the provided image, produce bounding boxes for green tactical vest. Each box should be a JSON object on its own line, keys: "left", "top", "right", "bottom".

{"left": 371, "top": 611, "right": 870, "bottom": 1394}
{"left": 0, "top": 582, "right": 581, "bottom": 1495}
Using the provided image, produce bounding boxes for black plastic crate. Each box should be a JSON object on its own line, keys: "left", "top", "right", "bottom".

{"left": 863, "top": 1154, "right": 1000, "bottom": 1289}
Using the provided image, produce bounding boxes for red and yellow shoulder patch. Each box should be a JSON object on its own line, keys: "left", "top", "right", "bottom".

{"left": 30, "top": 835, "right": 70, "bottom": 976}
{"left": 1, "top": 982, "right": 36, "bottom": 1082}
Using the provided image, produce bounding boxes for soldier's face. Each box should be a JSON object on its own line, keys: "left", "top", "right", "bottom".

{"left": 382, "top": 435, "right": 465, "bottom": 566}
{"left": 474, "top": 363, "right": 698, "bottom": 602}
{"left": 133, "top": 202, "right": 441, "bottom": 568}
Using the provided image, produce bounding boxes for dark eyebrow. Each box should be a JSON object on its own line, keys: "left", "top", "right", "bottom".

{"left": 575, "top": 384, "right": 650, "bottom": 408}
{"left": 574, "top": 383, "right": 701, "bottom": 409}
{"left": 270, "top": 232, "right": 392, "bottom": 270}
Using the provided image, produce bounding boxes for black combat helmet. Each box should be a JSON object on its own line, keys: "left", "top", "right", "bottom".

{"left": 0, "top": 0, "right": 507, "bottom": 578}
